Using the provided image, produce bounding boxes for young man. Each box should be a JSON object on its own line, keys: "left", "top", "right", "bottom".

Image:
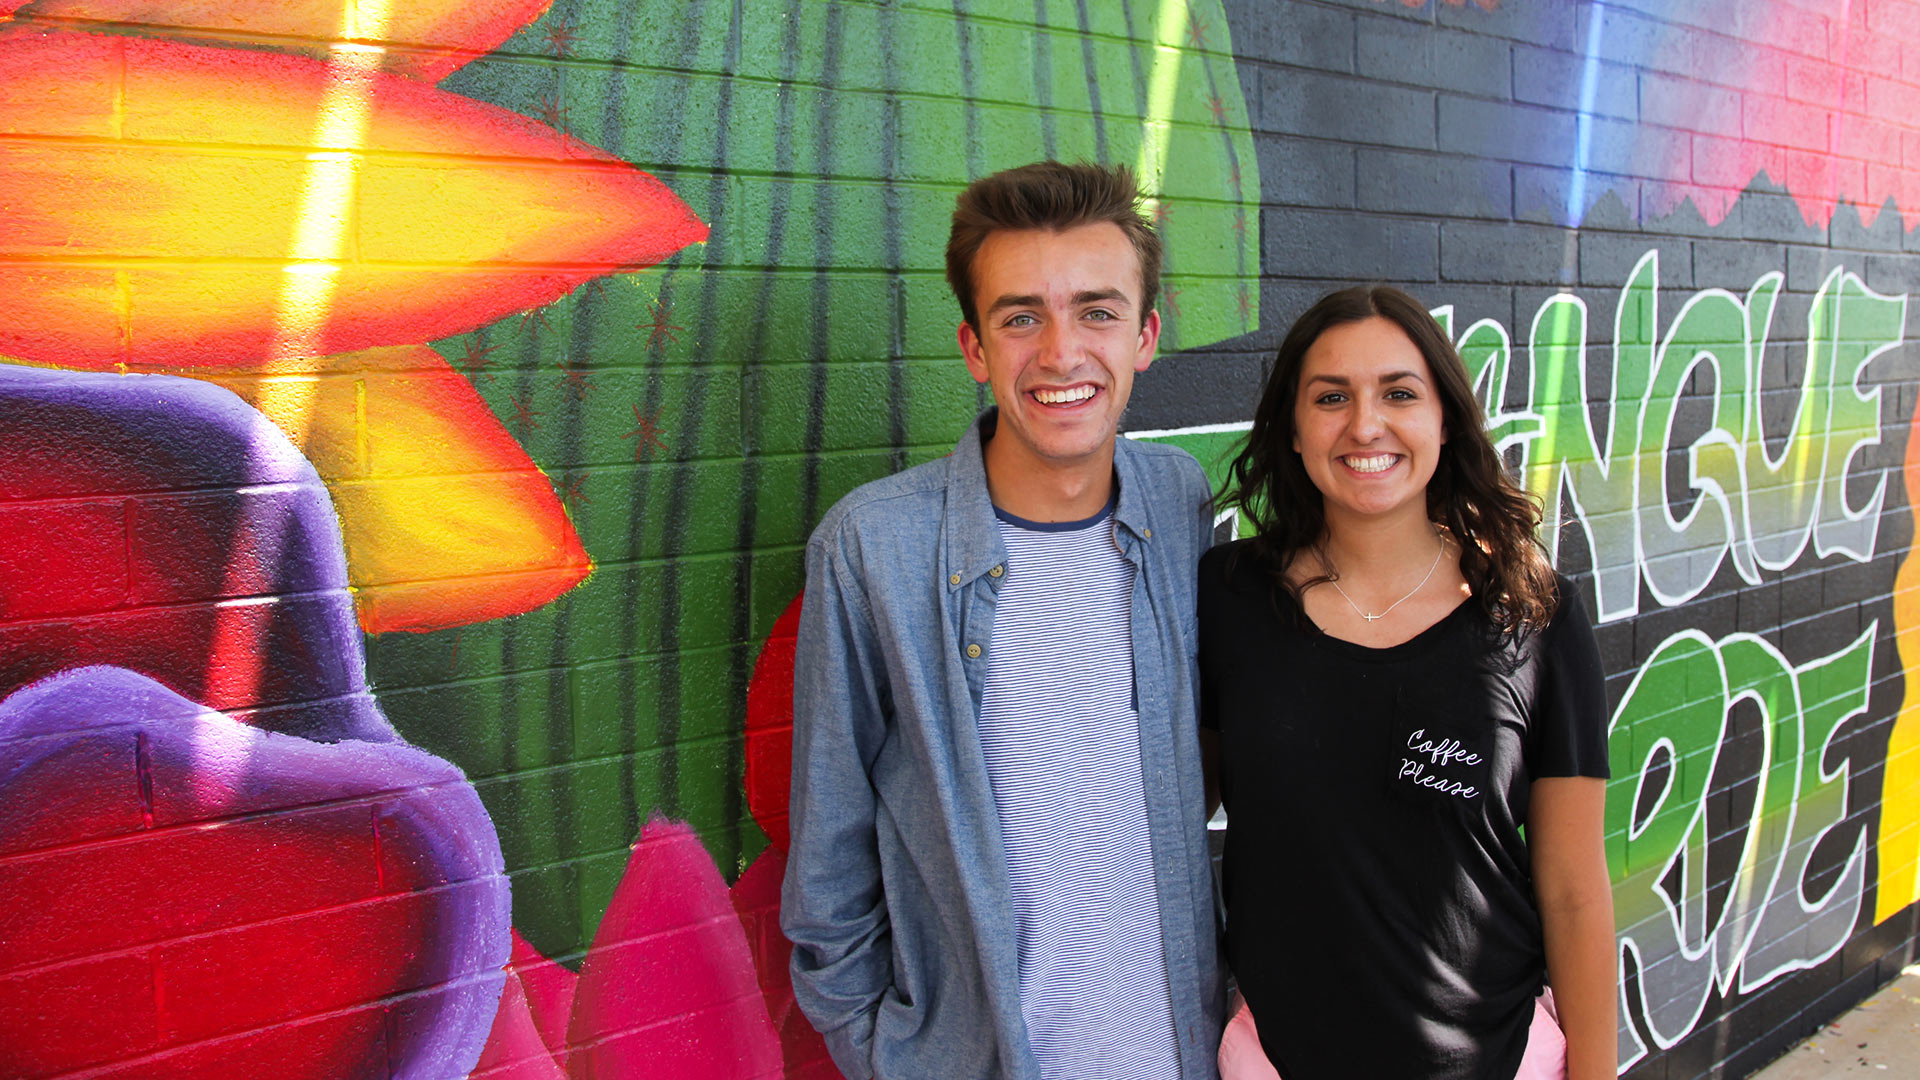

{"left": 781, "top": 161, "right": 1223, "bottom": 1080}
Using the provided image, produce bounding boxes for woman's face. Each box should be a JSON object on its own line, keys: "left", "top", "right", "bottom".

{"left": 1291, "top": 315, "right": 1447, "bottom": 526}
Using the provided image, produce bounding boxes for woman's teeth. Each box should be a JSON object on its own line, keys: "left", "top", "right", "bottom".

{"left": 1343, "top": 454, "right": 1397, "bottom": 474}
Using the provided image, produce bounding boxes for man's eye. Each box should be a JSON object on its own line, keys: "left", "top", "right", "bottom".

{"left": 1004, "top": 313, "right": 1037, "bottom": 327}
{"left": 1085, "top": 309, "right": 1117, "bottom": 321}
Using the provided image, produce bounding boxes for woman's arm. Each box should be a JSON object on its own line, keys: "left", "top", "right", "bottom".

{"left": 1531, "top": 775, "right": 1617, "bottom": 1080}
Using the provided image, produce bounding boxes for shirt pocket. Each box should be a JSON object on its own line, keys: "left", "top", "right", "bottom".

{"left": 1385, "top": 696, "right": 1495, "bottom": 810}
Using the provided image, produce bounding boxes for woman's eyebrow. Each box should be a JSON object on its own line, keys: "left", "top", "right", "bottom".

{"left": 1303, "top": 370, "right": 1428, "bottom": 386}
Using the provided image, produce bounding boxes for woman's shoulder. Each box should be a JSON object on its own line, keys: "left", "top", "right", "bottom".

{"left": 1200, "top": 538, "right": 1306, "bottom": 627}
{"left": 1200, "top": 537, "right": 1269, "bottom": 589}
{"left": 1543, "top": 573, "right": 1595, "bottom": 633}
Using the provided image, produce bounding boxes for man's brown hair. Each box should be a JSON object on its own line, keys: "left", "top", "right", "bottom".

{"left": 945, "top": 160, "right": 1163, "bottom": 332}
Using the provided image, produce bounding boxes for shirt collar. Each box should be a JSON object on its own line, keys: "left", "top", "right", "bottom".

{"left": 943, "top": 408, "right": 1153, "bottom": 591}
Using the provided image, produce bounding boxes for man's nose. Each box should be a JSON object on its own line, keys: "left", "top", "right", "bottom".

{"left": 1035, "top": 321, "right": 1072, "bottom": 368}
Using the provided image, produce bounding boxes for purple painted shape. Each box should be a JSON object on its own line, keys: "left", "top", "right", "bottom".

{"left": 0, "top": 665, "right": 510, "bottom": 1078}
{"left": 0, "top": 362, "right": 392, "bottom": 743}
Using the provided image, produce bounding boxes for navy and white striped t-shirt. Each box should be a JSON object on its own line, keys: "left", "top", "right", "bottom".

{"left": 977, "top": 501, "right": 1179, "bottom": 1079}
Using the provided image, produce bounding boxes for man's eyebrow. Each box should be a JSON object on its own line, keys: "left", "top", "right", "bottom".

{"left": 984, "top": 293, "right": 1044, "bottom": 315}
{"left": 983, "top": 288, "right": 1133, "bottom": 315}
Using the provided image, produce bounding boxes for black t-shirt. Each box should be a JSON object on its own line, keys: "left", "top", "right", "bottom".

{"left": 1198, "top": 541, "right": 1608, "bottom": 1080}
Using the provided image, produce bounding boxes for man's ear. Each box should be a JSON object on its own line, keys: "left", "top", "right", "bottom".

{"left": 1133, "top": 308, "right": 1162, "bottom": 373}
{"left": 958, "top": 321, "right": 990, "bottom": 384}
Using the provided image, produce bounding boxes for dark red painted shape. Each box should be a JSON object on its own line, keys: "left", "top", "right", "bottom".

{"left": 744, "top": 592, "right": 804, "bottom": 852}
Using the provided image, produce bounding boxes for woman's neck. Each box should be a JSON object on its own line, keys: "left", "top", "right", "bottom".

{"left": 1319, "top": 503, "right": 1440, "bottom": 576}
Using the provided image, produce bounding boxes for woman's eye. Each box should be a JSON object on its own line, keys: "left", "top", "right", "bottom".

{"left": 1386, "top": 387, "right": 1416, "bottom": 400}
{"left": 1316, "top": 392, "right": 1346, "bottom": 405}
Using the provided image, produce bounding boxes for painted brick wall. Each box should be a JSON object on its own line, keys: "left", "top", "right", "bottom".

{"left": 0, "top": 1, "right": 1914, "bottom": 1078}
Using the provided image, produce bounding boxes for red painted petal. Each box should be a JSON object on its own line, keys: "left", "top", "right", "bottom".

{"left": 1, "top": 0, "right": 553, "bottom": 81}
{"left": 730, "top": 846, "right": 836, "bottom": 1076}
{"left": 567, "top": 817, "right": 782, "bottom": 1079}
{"left": 743, "top": 593, "right": 805, "bottom": 851}
{"left": 0, "top": 29, "right": 707, "bottom": 370}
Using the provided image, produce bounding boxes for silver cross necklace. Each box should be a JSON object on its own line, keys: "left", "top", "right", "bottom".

{"left": 1328, "top": 533, "right": 1447, "bottom": 623}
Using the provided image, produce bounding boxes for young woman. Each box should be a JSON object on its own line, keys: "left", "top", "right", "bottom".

{"left": 1201, "top": 285, "right": 1616, "bottom": 1080}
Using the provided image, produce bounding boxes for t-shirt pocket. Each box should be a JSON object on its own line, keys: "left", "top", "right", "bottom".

{"left": 1385, "top": 697, "right": 1493, "bottom": 809}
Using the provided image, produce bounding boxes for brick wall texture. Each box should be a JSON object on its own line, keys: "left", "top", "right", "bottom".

{"left": 1, "top": 1, "right": 1918, "bottom": 1077}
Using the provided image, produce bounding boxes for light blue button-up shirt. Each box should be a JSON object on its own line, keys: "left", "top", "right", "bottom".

{"left": 782, "top": 409, "right": 1224, "bottom": 1080}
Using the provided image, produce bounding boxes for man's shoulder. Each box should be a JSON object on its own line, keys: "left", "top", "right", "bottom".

{"left": 809, "top": 454, "right": 953, "bottom": 549}
{"left": 1116, "top": 435, "right": 1210, "bottom": 494}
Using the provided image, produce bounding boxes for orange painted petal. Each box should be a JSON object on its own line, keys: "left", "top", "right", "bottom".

{"left": 0, "top": 28, "right": 707, "bottom": 371}
{"left": 2, "top": 0, "right": 552, "bottom": 81}
{"left": 198, "top": 345, "right": 592, "bottom": 634}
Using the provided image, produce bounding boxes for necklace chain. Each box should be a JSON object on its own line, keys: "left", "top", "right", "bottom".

{"left": 1328, "top": 534, "right": 1446, "bottom": 623}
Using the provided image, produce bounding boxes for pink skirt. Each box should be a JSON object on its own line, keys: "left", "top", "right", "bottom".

{"left": 1217, "top": 987, "right": 1567, "bottom": 1080}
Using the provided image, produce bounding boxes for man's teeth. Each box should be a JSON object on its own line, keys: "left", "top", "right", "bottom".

{"left": 1344, "top": 454, "right": 1397, "bottom": 474}
{"left": 1034, "top": 386, "right": 1096, "bottom": 404}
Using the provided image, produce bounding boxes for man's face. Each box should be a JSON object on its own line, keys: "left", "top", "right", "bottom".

{"left": 957, "top": 222, "right": 1160, "bottom": 473}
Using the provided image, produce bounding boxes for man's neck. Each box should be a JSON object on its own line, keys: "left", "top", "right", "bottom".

{"left": 980, "top": 433, "right": 1117, "bottom": 523}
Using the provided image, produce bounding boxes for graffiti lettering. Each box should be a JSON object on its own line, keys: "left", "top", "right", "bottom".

{"left": 1446, "top": 252, "right": 1906, "bottom": 623}
{"left": 1605, "top": 626, "right": 1874, "bottom": 1067}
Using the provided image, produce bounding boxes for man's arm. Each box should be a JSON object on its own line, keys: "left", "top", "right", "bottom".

{"left": 780, "top": 525, "right": 895, "bottom": 1080}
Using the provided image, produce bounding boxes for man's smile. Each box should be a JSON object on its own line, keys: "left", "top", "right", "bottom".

{"left": 1031, "top": 384, "right": 1099, "bottom": 406}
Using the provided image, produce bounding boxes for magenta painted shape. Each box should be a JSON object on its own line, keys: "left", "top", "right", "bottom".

{"left": 508, "top": 931, "right": 578, "bottom": 1066}
{"left": 471, "top": 963, "right": 568, "bottom": 1080}
{"left": 565, "top": 817, "right": 783, "bottom": 1079}
{"left": 731, "top": 846, "right": 836, "bottom": 1076}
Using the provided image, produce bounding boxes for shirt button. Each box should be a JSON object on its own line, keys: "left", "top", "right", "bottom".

{"left": 989, "top": 564, "right": 1004, "bottom": 578}
{"left": 1142, "top": 527, "right": 1152, "bottom": 539}
{"left": 965, "top": 643, "right": 982, "bottom": 659}
{"left": 948, "top": 573, "right": 960, "bottom": 585}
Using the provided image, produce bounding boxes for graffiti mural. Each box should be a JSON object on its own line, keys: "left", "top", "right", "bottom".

{"left": 3, "top": 0, "right": 1920, "bottom": 1077}
{"left": 0, "top": 0, "right": 1256, "bottom": 1077}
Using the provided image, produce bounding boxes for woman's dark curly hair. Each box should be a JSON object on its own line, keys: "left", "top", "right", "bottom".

{"left": 1219, "top": 284, "right": 1558, "bottom": 630}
